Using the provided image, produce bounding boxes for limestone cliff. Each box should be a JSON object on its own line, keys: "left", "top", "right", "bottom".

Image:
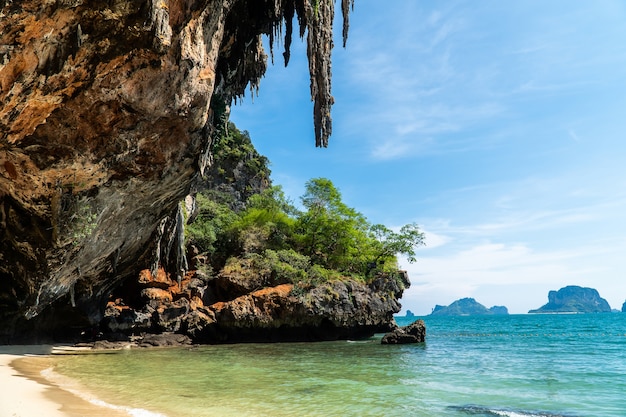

{"left": 0, "top": 0, "right": 354, "bottom": 342}
{"left": 528, "top": 286, "right": 611, "bottom": 314}
{"left": 103, "top": 267, "right": 408, "bottom": 343}
{"left": 430, "top": 297, "right": 509, "bottom": 316}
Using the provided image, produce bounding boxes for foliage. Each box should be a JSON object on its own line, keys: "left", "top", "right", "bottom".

{"left": 185, "top": 192, "right": 239, "bottom": 267}
{"left": 295, "top": 178, "right": 370, "bottom": 273}
{"left": 232, "top": 186, "right": 298, "bottom": 253}
{"left": 186, "top": 121, "right": 424, "bottom": 284}
{"left": 189, "top": 176, "right": 424, "bottom": 282}
{"left": 70, "top": 200, "right": 98, "bottom": 245}
{"left": 207, "top": 121, "right": 271, "bottom": 204}
{"left": 368, "top": 223, "right": 425, "bottom": 264}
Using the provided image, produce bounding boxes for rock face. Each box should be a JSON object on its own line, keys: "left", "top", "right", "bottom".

{"left": 430, "top": 298, "right": 509, "bottom": 316}
{"left": 528, "top": 286, "right": 611, "bottom": 314}
{"left": 102, "top": 267, "right": 409, "bottom": 343}
{"left": 0, "top": 1, "right": 352, "bottom": 342}
{"left": 381, "top": 320, "right": 426, "bottom": 345}
{"left": 488, "top": 306, "right": 509, "bottom": 315}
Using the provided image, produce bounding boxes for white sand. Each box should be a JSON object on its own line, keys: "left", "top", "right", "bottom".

{"left": 0, "top": 346, "right": 66, "bottom": 417}
{"left": 0, "top": 346, "right": 131, "bottom": 417}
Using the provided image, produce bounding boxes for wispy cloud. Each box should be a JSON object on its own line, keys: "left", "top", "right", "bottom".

{"left": 567, "top": 129, "right": 581, "bottom": 142}
{"left": 337, "top": 5, "right": 509, "bottom": 160}
{"left": 335, "top": 0, "right": 626, "bottom": 164}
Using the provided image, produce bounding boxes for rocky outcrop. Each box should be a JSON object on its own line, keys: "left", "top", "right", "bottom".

{"left": 528, "top": 286, "right": 611, "bottom": 314}
{"left": 102, "top": 267, "right": 409, "bottom": 343}
{"left": 488, "top": 305, "right": 508, "bottom": 315}
{"left": 430, "top": 298, "right": 508, "bottom": 316}
{"left": 622, "top": 301, "right": 626, "bottom": 313}
{"left": 0, "top": 1, "right": 353, "bottom": 342}
{"left": 381, "top": 320, "right": 425, "bottom": 344}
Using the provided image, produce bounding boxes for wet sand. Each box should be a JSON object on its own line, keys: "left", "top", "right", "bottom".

{"left": 0, "top": 346, "right": 128, "bottom": 417}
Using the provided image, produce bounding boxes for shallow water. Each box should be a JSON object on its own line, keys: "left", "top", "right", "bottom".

{"left": 49, "top": 314, "right": 626, "bottom": 416}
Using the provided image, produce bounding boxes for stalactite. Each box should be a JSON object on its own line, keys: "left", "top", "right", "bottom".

{"left": 285, "top": 0, "right": 352, "bottom": 147}
{"left": 151, "top": 218, "right": 168, "bottom": 279}
{"left": 282, "top": 0, "right": 295, "bottom": 66}
{"left": 219, "top": 0, "right": 354, "bottom": 148}
{"left": 69, "top": 281, "right": 76, "bottom": 307}
{"left": 341, "top": 0, "right": 354, "bottom": 47}
{"left": 304, "top": 0, "right": 334, "bottom": 147}
{"left": 174, "top": 203, "right": 188, "bottom": 289}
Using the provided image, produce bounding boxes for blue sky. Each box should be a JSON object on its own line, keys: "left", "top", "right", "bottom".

{"left": 230, "top": 1, "right": 626, "bottom": 315}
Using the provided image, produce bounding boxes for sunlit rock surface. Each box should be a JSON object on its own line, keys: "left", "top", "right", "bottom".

{"left": 0, "top": 0, "right": 352, "bottom": 342}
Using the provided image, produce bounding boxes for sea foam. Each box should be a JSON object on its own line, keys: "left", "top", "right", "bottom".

{"left": 450, "top": 405, "right": 581, "bottom": 417}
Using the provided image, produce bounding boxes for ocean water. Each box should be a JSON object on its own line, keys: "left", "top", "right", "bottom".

{"left": 47, "top": 314, "right": 626, "bottom": 417}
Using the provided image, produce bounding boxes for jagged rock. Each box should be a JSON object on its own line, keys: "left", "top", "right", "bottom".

{"left": 154, "top": 298, "right": 190, "bottom": 332}
{"left": 430, "top": 298, "right": 509, "bottom": 316}
{"left": 194, "top": 273, "right": 408, "bottom": 343}
{"left": 181, "top": 308, "right": 216, "bottom": 340}
{"left": 212, "top": 257, "right": 290, "bottom": 301}
{"left": 100, "top": 256, "right": 411, "bottom": 343}
{"left": 141, "top": 288, "right": 174, "bottom": 303}
{"left": 138, "top": 333, "right": 192, "bottom": 348}
{"left": 381, "top": 320, "right": 426, "bottom": 344}
{"left": 529, "top": 286, "right": 611, "bottom": 313}
{"left": 0, "top": 0, "right": 353, "bottom": 342}
{"left": 137, "top": 268, "right": 174, "bottom": 290}
{"left": 103, "top": 300, "right": 153, "bottom": 334}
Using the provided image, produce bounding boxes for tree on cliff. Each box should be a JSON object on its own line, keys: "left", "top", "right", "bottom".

{"left": 293, "top": 178, "right": 425, "bottom": 276}
{"left": 368, "top": 223, "right": 424, "bottom": 265}
{"left": 296, "top": 178, "right": 371, "bottom": 272}
{"left": 189, "top": 165, "right": 425, "bottom": 282}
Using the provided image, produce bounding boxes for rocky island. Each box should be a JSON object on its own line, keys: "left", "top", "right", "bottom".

{"left": 429, "top": 298, "right": 508, "bottom": 316}
{"left": 0, "top": 1, "right": 421, "bottom": 345}
{"left": 528, "top": 286, "right": 611, "bottom": 314}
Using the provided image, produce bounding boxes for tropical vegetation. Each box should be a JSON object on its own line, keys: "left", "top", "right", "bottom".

{"left": 186, "top": 123, "right": 425, "bottom": 288}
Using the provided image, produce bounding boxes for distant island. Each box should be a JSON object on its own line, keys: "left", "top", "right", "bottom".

{"left": 430, "top": 298, "right": 509, "bottom": 316}
{"left": 622, "top": 301, "right": 626, "bottom": 313}
{"left": 528, "top": 285, "right": 611, "bottom": 313}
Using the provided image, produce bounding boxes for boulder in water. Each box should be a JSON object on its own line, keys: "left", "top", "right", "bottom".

{"left": 381, "top": 320, "right": 426, "bottom": 344}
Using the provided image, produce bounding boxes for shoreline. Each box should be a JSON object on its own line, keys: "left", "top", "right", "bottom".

{"left": 0, "top": 346, "right": 133, "bottom": 417}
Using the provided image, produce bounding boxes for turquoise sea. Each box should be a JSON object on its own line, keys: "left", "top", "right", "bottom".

{"left": 47, "top": 314, "right": 625, "bottom": 417}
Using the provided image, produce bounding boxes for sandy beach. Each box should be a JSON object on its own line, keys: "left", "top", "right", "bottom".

{"left": 0, "top": 346, "right": 128, "bottom": 417}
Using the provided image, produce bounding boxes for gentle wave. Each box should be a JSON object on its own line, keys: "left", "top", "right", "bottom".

{"left": 449, "top": 405, "right": 582, "bottom": 417}
{"left": 41, "top": 366, "right": 168, "bottom": 417}
{"left": 47, "top": 314, "right": 625, "bottom": 417}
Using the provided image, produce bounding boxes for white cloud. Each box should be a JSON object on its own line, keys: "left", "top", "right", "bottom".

{"left": 398, "top": 238, "right": 624, "bottom": 315}
{"left": 408, "top": 243, "right": 577, "bottom": 285}
{"left": 421, "top": 229, "right": 449, "bottom": 249}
